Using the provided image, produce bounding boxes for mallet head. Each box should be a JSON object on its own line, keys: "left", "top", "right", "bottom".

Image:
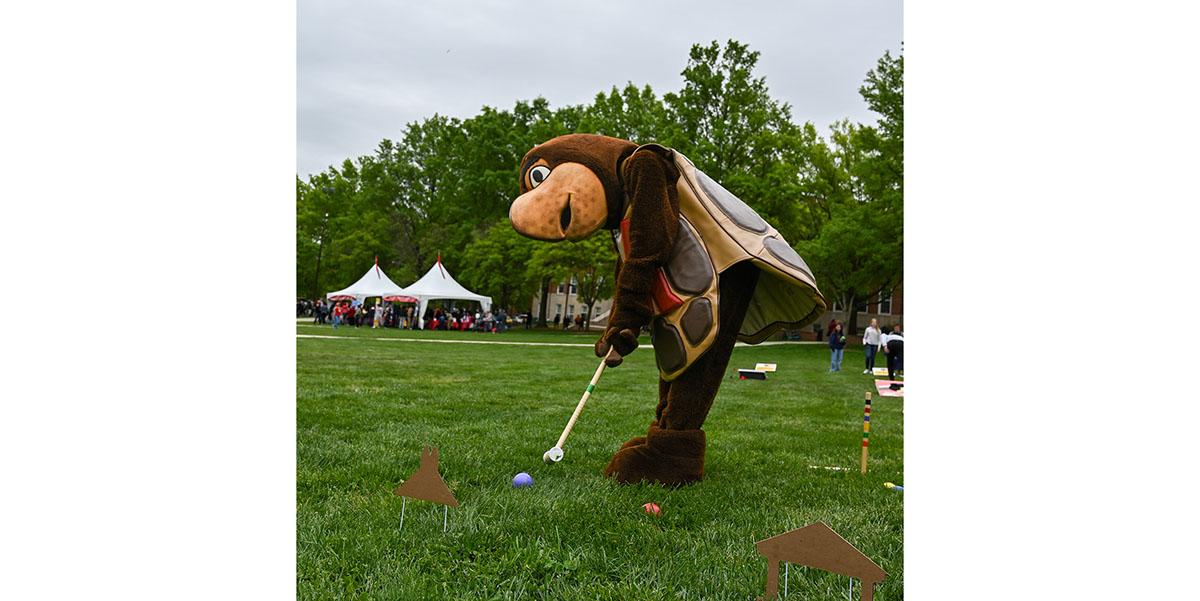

{"left": 543, "top": 446, "right": 564, "bottom": 463}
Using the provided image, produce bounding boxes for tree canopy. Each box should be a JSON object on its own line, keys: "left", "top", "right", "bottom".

{"left": 798, "top": 51, "right": 904, "bottom": 333}
{"left": 297, "top": 41, "right": 903, "bottom": 327}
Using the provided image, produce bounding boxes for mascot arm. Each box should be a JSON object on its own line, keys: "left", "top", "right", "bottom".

{"left": 596, "top": 149, "right": 680, "bottom": 366}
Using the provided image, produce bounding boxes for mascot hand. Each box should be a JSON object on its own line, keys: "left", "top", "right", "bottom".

{"left": 595, "top": 328, "right": 639, "bottom": 367}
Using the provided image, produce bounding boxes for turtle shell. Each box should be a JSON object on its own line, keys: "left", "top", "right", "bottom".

{"left": 668, "top": 147, "right": 826, "bottom": 345}
{"left": 620, "top": 144, "right": 828, "bottom": 381}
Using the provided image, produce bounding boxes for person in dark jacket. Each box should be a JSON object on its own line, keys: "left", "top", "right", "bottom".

{"left": 884, "top": 324, "right": 904, "bottom": 383}
{"left": 828, "top": 322, "right": 847, "bottom": 372}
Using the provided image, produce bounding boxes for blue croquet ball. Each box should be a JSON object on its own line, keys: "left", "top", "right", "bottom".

{"left": 512, "top": 472, "right": 534, "bottom": 488}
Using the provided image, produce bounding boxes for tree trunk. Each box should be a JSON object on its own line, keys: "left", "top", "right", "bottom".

{"left": 312, "top": 240, "right": 324, "bottom": 299}
{"left": 582, "top": 268, "right": 597, "bottom": 330}
{"left": 412, "top": 244, "right": 424, "bottom": 280}
{"left": 847, "top": 294, "right": 860, "bottom": 336}
{"left": 537, "top": 277, "right": 551, "bottom": 327}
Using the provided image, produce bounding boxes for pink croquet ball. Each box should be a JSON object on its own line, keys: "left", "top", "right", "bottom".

{"left": 642, "top": 502, "right": 661, "bottom": 516}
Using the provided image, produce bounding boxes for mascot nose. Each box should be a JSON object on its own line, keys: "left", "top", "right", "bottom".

{"left": 509, "top": 189, "right": 568, "bottom": 241}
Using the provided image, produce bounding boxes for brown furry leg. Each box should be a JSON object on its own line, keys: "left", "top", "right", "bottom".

{"left": 616, "top": 376, "right": 671, "bottom": 450}
{"left": 659, "top": 262, "right": 759, "bottom": 430}
{"left": 655, "top": 378, "right": 670, "bottom": 421}
{"left": 604, "top": 262, "right": 759, "bottom": 485}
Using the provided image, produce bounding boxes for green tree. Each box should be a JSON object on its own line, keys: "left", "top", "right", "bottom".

{"left": 799, "top": 51, "right": 903, "bottom": 334}
{"left": 528, "top": 232, "right": 616, "bottom": 330}
{"left": 663, "top": 40, "right": 826, "bottom": 242}
{"left": 578, "top": 83, "right": 669, "bottom": 143}
{"left": 295, "top": 177, "right": 324, "bottom": 298}
{"left": 459, "top": 218, "right": 540, "bottom": 312}
{"left": 385, "top": 114, "right": 465, "bottom": 277}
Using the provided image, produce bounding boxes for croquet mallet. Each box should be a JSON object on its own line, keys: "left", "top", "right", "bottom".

{"left": 543, "top": 348, "right": 619, "bottom": 463}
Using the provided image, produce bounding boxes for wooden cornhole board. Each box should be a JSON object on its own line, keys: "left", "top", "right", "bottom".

{"left": 874, "top": 380, "right": 904, "bottom": 398}
{"left": 756, "top": 522, "right": 886, "bottom": 601}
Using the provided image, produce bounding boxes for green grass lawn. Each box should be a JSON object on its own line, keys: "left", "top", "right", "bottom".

{"left": 297, "top": 325, "right": 903, "bottom": 600}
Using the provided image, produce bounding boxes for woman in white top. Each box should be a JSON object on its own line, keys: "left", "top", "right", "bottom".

{"left": 862, "top": 318, "right": 882, "bottom": 374}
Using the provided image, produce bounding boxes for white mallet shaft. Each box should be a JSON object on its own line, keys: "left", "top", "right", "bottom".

{"left": 554, "top": 352, "right": 613, "bottom": 450}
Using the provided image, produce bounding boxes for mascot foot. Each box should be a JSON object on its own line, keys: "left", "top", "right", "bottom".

{"left": 604, "top": 424, "right": 705, "bottom": 486}
{"left": 617, "top": 420, "right": 659, "bottom": 450}
{"left": 619, "top": 436, "right": 646, "bottom": 451}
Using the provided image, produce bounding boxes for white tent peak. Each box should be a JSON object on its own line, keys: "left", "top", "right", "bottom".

{"left": 325, "top": 258, "right": 408, "bottom": 300}
{"left": 405, "top": 257, "right": 492, "bottom": 326}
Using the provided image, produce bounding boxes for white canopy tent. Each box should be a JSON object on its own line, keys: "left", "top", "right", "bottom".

{"left": 405, "top": 258, "right": 492, "bottom": 328}
{"left": 325, "top": 259, "right": 408, "bottom": 301}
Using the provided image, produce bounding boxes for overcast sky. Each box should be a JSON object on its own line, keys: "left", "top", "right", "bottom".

{"left": 298, "top": 1, "right": 902, "bottom": 178}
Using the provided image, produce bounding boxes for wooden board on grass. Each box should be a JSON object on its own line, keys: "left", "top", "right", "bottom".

{"left": 874, "top": 380, "right": 904, "bottom": 397}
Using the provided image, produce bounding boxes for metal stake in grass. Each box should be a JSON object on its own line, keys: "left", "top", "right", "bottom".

{"left": 543, "top": 349, "right": 618, "bottom": 463}
{"left": 398, "top": 498, "right": 449, "bottom": 533}
{"left": 861, "top": 392, "right": 871, "bottom": 474}
{"left": 394, "top": 446, "right": 458, "bottom": 533}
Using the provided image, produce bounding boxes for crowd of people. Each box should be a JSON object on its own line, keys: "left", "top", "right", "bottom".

{"left": 425, "top": 306, "right": 512, "bottom": 332}
{"left": 305, "top": 299, "right": 523, "bottom": 333}
{"left": 827, "top": 317, "right": 904, "bottom": 381}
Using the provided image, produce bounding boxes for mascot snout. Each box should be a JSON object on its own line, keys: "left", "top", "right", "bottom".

{"left": 509, "top": 162, "right": 606, "bottom": 242}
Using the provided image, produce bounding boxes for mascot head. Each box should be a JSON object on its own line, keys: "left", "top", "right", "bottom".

{"left": 509, "top": 133, "right": 638, "bottom": 241}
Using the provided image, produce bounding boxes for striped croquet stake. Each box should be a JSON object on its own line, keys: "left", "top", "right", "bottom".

{"left": 861, "top": 392, "right": 872, "bottom": 474}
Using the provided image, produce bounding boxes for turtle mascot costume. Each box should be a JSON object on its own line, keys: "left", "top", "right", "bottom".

{"left": 509, "top": 134, "right": 826, "bottom": 486}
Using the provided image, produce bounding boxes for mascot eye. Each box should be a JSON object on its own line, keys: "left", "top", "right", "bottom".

{"left": 528, "top": 165, "right": 551, "bottom": 188}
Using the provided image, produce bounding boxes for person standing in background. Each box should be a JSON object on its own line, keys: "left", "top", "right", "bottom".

{"left": 862, "top": 318, "right": 882, "bottom": 374}
{"left": 828, "top": 322, "right": 847, "bottom": 372}
{"left": 884, "top": 324, "right": 904, "bottom": 382}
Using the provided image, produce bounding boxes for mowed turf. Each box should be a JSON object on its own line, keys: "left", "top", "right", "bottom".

{"left": 297, "top": 325, "right": 903, "bottom": 600}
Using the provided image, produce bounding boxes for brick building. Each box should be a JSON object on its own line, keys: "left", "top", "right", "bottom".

{"left": 813, "top": 284, "right": 904, "bottom": 341}
{"left": 529, "top": 277, "right": 613, "bottom": 328}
